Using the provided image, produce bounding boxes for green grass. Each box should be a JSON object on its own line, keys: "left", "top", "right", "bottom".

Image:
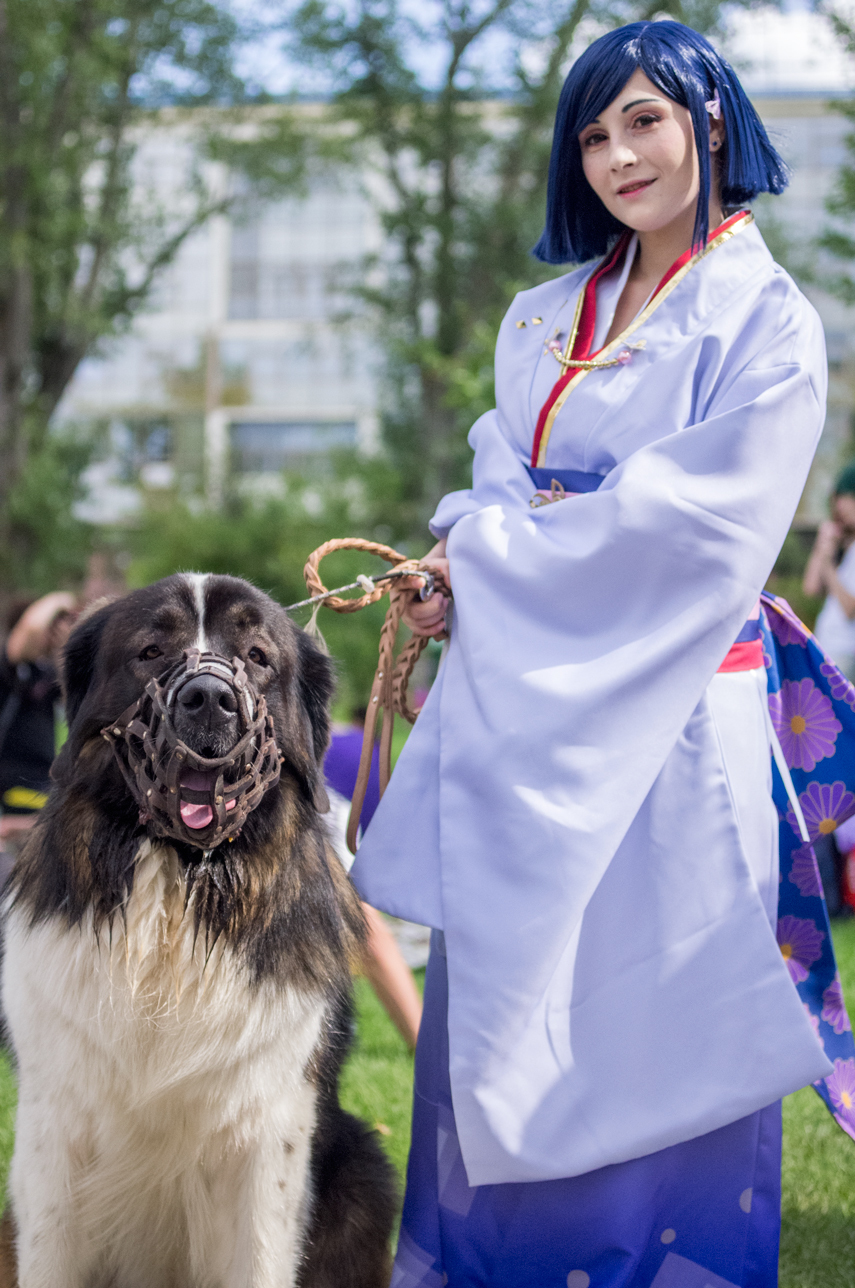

{"left": 340, "top": 971, "right": 423, "bottom": 1182}
{"left": 779, "top": 919, "right": 855, "bottom": 1287}
{"left": 2, "top": 933, "right": 855, "bottom": 1284}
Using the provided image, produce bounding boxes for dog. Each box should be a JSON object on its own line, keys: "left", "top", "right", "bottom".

{"left": 0, "top": 573, "right": 397, "bottom": 1288}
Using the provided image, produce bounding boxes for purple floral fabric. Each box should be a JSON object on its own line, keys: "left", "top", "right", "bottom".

{"left": 776, "top": 915, "right": 824, "bottom": 984}
{"left": 768, "top": 678, "right": 841, "bottom": 772}
{"left": 820, "top": 661, "right": 855, "bottom": 711}
{"left": 789, "top": 845, "right": 823, "bottom": 898}
{"left": 768, "top": 606, "right": 808, "bottom": 649}
{"left": 786, "top": 780, "right": 855, "bottom": 843}
{"left": 821, "top": 976, "right": 852, "bottom": 1035}
{"left": 825, "top": 1058, "right": 855, "bottom": 1140}
{"left": 762, "top": 592, "right": 855, "bottom": 1142}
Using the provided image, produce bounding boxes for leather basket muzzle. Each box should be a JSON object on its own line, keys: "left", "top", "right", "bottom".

{"left": 101, "top": 648, "right": 281, "bottom": 851}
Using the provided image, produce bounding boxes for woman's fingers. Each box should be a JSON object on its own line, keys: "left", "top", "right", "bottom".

{"left": 403, "top": 594, "right": 448, "bottom": 636}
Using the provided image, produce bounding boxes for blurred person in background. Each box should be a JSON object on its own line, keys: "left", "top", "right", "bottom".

{"left": 804, "top": 462, "right": 855, "bottom": 678}
{"left": 326, "top": 708, "right": 423, "bottom": 1049}
{"left": 0, "top": 592, "right": 77, "bottom": 883}
{"left": 804, "top": 463, "right": 855, "bottom": 915}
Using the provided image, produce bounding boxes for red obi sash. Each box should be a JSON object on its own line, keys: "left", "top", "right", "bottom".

{"left": 718, "top": 615, "right": 763, "bottom": 672}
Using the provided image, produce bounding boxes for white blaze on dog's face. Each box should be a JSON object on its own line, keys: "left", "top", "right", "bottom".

{"left": 186, "top": 571, "right": 212, "bottom": 651}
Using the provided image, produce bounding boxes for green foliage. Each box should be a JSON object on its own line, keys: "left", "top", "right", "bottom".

{"left": 766, "top": 530, "right": 824, "bottom": 630}
{"left": 0, "top": 0, "right": 313, "bottom": 593}
{"left": 817, "top": 15, "right": 855, "bottom": 302}
{"left": 3, "top": 427, "right": 95, "bottom": 592}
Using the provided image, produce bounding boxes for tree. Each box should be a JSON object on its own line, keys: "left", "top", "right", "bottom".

{"left": 0, "top": 0, "right": 307, "bottom": 593}
{"left": 819, "top": 11, "right": 855, "bottom": 304}
{"left": 285, "top": 0, "right": 767, "bottom": 536}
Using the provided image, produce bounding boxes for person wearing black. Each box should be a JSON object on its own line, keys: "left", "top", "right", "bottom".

{"left": 0, "top": 592, "right": 76, "bottom": 880}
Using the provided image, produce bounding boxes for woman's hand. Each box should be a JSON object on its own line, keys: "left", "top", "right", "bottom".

{"left": 804, "top": 520, "right": 841, "bottom": 597}
{"left": 6, "top": 592, "right": 78, "bottom": 665}
{"left": 401, "top": 539, "right": 451, "bottom": 639}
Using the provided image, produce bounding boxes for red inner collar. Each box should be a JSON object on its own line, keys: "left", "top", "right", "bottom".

{"left": 571, "top": 210, "right": 748, "bottom": 364}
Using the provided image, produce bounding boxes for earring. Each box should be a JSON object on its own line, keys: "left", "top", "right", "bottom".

{"left": 711, "top": 140, "right": 720, "bottom": 149}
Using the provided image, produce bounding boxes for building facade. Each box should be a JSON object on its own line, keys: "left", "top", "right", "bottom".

{"left": 61, "top": 79, "right": 855, "bottom": 525}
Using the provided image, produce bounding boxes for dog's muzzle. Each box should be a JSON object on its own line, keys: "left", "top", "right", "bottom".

{"left": 102, "top": 649, "right": 281, "bottom": 851}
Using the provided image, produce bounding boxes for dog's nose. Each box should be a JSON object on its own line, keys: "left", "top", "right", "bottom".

{"left": 177, "top": 674, "right": 239, "bottom": 725}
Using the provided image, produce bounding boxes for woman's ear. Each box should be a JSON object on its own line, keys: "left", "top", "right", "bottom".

{"left": 61, "top": 601, "right": 115, "bottom": 726}
{"left": 709, "top": 115, "right": 725, "bottom": 155}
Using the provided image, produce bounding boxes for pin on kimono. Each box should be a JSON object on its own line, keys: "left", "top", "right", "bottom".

{"left": 547, "top": 337, "right": 646, "bottom": 369}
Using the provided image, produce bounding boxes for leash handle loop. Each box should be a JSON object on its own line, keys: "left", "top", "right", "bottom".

{"left": 301, "top": 538, "right": 450, "bottom": 853}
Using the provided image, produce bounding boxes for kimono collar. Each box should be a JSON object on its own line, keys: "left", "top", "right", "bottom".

{"left": 531, "top": 210, "right": 753, "bottom": 469}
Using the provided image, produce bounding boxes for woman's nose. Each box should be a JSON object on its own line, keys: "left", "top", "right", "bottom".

{"left": 609, "top": 140, "right": 637, "bottom": 169}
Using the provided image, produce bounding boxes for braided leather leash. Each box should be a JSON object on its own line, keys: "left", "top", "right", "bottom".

{"left": 301, "top": 538, "right": 450, "bottom": 854}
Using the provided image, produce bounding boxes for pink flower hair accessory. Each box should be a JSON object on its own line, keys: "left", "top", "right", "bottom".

{"left": 705, "top": 91, "right": 722, "bottom": 120}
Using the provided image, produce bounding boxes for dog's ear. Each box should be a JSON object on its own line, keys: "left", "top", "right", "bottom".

{"left": 62, "top": 601, "right": 115, "bottom": 726}
{"left": 294, "top": 627, "right": 334, "bottom": 813}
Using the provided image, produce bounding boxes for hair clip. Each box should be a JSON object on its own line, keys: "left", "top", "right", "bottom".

{"left": 705, "top": 91, "right": 721, "bottom": 120}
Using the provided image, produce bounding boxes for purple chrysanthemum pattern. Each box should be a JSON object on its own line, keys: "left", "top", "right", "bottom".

{"left": 789, "top": 845, "right": 823, "bottom": 898}
{"left": 827, "top": 1059, "right": 855, "bottom": 1136}
{"left": 821, "top": 975, "right": 852, "bottom": 1035}
{"left": 821, "top": 661, "right": 855, "bottom": 711}
{"left": 768, "top": 608, "right": 808, "bottom": 648}
{"left": 768, "top": 679, "right": 841, "bottom": 772}
{"left": 776, "top": 914, "right": 825, "bottom": 984}
{"left": 787, "top": 781, "right": 855, "bottom": 842}
{"left": 805, "top": 1003, "right": 821, "bottom": 1039}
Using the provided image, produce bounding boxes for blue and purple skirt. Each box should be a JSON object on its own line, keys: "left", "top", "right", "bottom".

{"left": 392, "top": 937, "right": 782, "bottom": 1288}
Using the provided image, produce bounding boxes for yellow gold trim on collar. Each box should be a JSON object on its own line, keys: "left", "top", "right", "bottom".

{"left": 536, "top": 212, "right": 754, "bottom": 467}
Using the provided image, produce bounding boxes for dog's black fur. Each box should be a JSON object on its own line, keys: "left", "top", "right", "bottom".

{"left": 8, "top": 573, "right": 398, "bottom": 1288}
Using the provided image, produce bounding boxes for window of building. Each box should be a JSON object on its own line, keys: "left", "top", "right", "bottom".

{"left": 230, "top": 421, "right": 357, "bottom": 473}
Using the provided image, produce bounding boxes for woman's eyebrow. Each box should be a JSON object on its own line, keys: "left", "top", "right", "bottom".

{"left": 621, "top": 96, "right": 661, "bottom": 112}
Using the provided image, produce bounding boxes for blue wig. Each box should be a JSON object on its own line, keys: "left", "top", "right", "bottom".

{"left": 533, "top": 21, "right": 789, "bottom": 265}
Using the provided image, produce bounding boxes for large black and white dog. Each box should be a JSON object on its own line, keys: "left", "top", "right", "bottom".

{"left": 0, "top": 573, "right": 397, "bottom": 1288}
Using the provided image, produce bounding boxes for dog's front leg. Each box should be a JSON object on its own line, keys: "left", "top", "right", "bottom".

{"left": 192, "top": 1095, "right": 317, "bottom": 1288}
{"left": 9, "top": 1102, "right": 101, "bottom": 1288}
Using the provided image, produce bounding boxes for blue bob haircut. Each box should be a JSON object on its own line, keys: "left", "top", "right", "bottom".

{"left": 533, "top": 21, "right": 789, "bottom": 265}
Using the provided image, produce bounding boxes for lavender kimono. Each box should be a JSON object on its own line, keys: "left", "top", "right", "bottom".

{"left": 352, "top": 215, "right": 842, "bottom": 1204}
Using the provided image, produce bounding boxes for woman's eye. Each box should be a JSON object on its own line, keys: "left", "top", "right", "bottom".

{"left": 248, "top": 647, "right": 268, "bottom": 666}
{"left": 139, "top": 644, "right": 162, "bottom": 661}
{"left": 632, "top": 113, "right": 660, "bottom": 129}
{"left": 582, "top": 131, "right": 607, "bottom": 148}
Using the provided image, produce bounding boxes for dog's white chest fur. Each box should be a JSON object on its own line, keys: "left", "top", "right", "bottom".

{"left": 3, "top": 841, "right": 327, "bottom": 1288}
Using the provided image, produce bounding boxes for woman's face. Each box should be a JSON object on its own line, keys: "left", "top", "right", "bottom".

{"left": 578, "top": 68, "right": 717, "bottom": 235}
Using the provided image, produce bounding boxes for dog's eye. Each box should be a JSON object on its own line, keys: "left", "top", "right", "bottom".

{"left": 248, "top": 647, "right": 268, "bottom": 666}
{"left": 139, "top": 644, "right": 163, "bottom": 661}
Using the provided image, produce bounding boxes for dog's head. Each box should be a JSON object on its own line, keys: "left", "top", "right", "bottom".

{"left": 58, "top": 573, "right": 333, "bottom": 852}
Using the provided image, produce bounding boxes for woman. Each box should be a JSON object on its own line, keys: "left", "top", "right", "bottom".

{"left": 805, "top": 462, "right": 855, "bottom": 680}
{"left": 352, "top": 22, "right": 835, "bottom": 1288}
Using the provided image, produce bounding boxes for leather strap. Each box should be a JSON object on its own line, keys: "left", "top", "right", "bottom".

{"left": 303, "top": 539, "right": 451, "bottom": 854}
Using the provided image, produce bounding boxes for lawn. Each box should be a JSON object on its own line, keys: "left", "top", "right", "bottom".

{"left": 1, "top": 933, "right": 855, "bottom": 1285}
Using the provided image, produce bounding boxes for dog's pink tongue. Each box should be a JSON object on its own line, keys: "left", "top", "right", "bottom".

{"left": 179, "top": 769, "right": 214, "bottom": 829}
